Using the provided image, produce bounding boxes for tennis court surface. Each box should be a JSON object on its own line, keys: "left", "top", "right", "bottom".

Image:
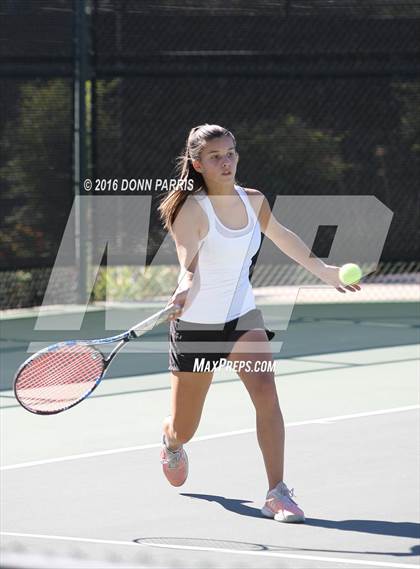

{"left": 1, "top": 293, "right": 419, "bottom": 569}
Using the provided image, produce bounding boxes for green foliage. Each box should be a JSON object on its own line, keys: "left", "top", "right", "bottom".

{"left": 0, "top": 79, "right": 72, "bottom": 261}
{"left": 0, "top": 78, "right": 122, "bottom": 264}
{"left": 393, "top": 81, "right": 420, "bottom": 156}
{"left": 92, "top": 265, "right": 178, "bottom": 301}
{"left": 234, "top": 115, "right": 353, "bottom": 192}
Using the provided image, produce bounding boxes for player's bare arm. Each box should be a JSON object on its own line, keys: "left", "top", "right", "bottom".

{"left": 169, "top": 196, "right": 207, "bottom": 313}
{"left": 245, "top": 188, "right": 360, "bottom": 293}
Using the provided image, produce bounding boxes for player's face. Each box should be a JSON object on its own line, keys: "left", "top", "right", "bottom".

{"left": 193, "top": 136, "right": 238, "bottom": 185}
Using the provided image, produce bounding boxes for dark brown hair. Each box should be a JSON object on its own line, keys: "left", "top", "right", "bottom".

{"left": 158, "top": 124, "right": 236, "bottom": 230}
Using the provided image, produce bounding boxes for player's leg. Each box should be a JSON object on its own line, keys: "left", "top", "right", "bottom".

{"left": 226, "top": 329, "right": 284, "bottom": 489}
{"left": 163, "top": 370, "right": 213, "bottom": 450}
{"left": 227, "top": 329, "right": 304, "bottom": 522}
{"left": 161, "top": 371, "right": 213, "bottom": 487}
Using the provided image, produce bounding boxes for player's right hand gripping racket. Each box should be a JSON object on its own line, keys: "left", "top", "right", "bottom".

{"left": 14, "top": 304, "right": 179, "bottom": 415}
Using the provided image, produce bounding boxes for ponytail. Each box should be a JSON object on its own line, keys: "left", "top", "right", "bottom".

{"left": 158, "top": 124, "right": 235, "bottom": 231}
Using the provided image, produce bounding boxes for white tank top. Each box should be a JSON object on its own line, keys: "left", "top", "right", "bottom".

{"left": 179, "top": 185, "right": 261, "bottom": 323}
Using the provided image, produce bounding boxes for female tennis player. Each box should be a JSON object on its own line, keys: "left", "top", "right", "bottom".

{"left": 158, "top": 124, "right": 360, "bottom": 523}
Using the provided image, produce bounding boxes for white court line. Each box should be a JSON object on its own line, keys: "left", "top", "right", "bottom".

{"left": 0, "top": 532, "right": 417, "bottom": 569}
{"left": 1, "top": 405, "right": 418, "bottom": 472}
{"left": 358, "top": 321, "right": 418, "bottom": 328}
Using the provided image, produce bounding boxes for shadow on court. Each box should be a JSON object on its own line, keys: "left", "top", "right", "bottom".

{"left": 304, "top": 519, "right": 420, "bottom": 539}
{"left": 180, "top": 492, "right": 263, "bottom": 518}
{"left": 181, "top": 493, "right": 420, "bottom": 539}
{"left": 133, "top": 535, "right": 420, "bottom": 560}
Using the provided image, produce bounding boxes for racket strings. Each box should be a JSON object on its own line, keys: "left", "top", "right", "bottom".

{"left": 15, "top": 344, "right": 104, "bottom": 412}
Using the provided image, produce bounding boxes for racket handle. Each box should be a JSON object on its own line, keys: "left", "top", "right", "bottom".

{"left": 128, "top": 304, "right": 180, "bottom": 338}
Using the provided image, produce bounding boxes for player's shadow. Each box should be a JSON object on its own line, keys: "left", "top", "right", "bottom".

{"left": 181, "top": 493, "right": 420, "bottom": 540}
{"left": 180, "top": 493, "right": 263, "bottom": 519}
{"left": 134, "top": 533, "right": 420, "bottom": 561}
{"left": 304, "top": 518, "right": 420, "bottom": 539}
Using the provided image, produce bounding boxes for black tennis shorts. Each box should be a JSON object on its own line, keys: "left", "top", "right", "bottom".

{"left": 169, "top": 308, "right": 275, "bottom": 373}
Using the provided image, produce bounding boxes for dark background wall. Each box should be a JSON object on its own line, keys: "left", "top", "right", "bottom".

{"left": 0, "top": 1, "right": 419, "bottom": 306}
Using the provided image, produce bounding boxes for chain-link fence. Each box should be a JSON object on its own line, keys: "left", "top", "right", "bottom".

{"left": 1, "top": 1, "right": 419, "bottom": 309}
{"left": 0, "top": 0, "right": 75, "bottom": 287}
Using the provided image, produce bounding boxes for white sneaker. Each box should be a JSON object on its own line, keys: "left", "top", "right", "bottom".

{"left": 261, "top": 481, "right": 305, "bottom": 523}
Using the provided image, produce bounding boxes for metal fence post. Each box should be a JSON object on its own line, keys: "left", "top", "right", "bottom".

{"left": 74, "top": 0, "right": 91, "bottom": 304}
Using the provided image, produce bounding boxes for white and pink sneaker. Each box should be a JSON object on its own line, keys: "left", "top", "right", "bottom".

{"left": 261, "top": 481, "right": 305, "bottom": 523}
{"left": 160, "top": 434, "right": 189, "bottom": 487}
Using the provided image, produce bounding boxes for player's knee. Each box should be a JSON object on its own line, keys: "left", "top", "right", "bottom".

{"left": 249, "top": 372, "right": 279, "bottom": 408}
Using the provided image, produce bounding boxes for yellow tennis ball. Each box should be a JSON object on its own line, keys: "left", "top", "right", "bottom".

{"left": 339, "top": 263, "right": 362, "bottom": 285}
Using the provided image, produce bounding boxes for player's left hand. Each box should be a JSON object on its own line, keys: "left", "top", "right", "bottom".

{"left": 318, "top": 264, "right": 362, "bottom": 294}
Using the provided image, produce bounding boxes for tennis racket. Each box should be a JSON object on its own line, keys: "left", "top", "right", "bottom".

{"left": 14, "top": 304, "right": 179, "bottom": 415}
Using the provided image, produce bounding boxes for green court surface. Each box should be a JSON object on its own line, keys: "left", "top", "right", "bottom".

{"left": 1, "top": 301, "right": 419, "bottom": 568}
{"left": 1, "top": 301, "right": 418, "bottom": 390}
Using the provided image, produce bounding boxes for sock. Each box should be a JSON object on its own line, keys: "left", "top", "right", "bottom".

{"left": 164, "top": 433, "right": 181, "bottom": 452}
